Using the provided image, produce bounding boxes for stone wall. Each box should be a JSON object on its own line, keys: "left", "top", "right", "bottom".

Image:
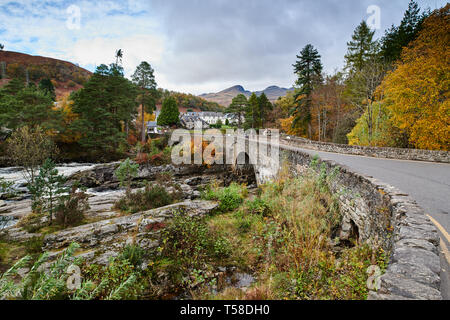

{"left": 250, "top": 142, "right": 442, "bottom": 299}
{"left": 280, "top": 134, "right": 450, "bottom": 163}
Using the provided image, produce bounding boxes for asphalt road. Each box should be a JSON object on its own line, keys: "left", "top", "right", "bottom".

{"left": 286, "top": 144, "right": 450, "bottom": 299}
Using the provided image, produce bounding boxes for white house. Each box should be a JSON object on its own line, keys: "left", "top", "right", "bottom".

{"left": 146, "top": 121, "right": 159, "bottom": 134}
{"left": 181, "top": 112, "right": 241, "bottom": 126}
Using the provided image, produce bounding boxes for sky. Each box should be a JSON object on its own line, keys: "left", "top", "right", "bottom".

{"left": 0, "top": 0, "right": 446, "bottom": 95}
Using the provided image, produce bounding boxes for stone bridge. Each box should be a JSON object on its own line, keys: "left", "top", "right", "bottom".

{"left": 229, "top": 134, "right": 449, "bottom": 300}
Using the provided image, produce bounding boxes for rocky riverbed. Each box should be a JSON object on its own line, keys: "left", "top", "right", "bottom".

{"left": 0, "top": 162, "right": 256, "bottom": 228}
{"left": 0, "top": 161, "right": 258, "bottom": 298}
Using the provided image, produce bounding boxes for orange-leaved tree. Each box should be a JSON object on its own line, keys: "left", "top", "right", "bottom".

{"left": 379, "top": 4, "right": 450, "bottom": 150}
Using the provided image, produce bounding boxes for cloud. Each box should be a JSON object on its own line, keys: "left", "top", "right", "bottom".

{"left": 0, "top": 0, "right": 447, "bottom": 94}
{"left": 66, "top": 34, "right": 165, "bottom": 75}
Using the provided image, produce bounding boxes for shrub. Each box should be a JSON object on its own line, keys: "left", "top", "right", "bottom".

{"left": 18, "top": 211, "right": 46, "bottom": 233}
{"left": 160, "top": 212, "right": 231, "bottom": 276}
{"left": 127, "top": 134, "right": 138, "bottom": 146}
{"left": 114, "top": 183, "right": 173, "bottom": 214}
{"left": 7, "top": 126, "right": 58, "bottom": 187}
{"left": 154, "top": 135, "right": 169, "bottom": 150}
{"left": 149, "top": 152, "right": 165, "bottom": 166}
{"left": 55, "top": 185, "right": 90, "bottom": 228}
{"left": 23, "top": 236, "right": 44, "bottom": 254}
{"left": 0, "top": 178, "right": 16, "bottom": 199}
{"left": 202, "top": 182, "right": 247, "bottom": 213}
{"left": 134, "top": 152, "right": 149, "bottom": 164}
{"left": 114, "top": 158, "right": 139, "bottom": 194}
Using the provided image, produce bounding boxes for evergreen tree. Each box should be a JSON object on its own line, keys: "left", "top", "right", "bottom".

{"left": 0, "top": 79, "right": 59, "bottom": 130}
{"left": 38, "top": 78, "right": 56, "bottom": 101}
{"left": 1, "top": 78, "right": 24, "bottom": 95}
{"left": 70, "top": 64, "right": 138, "bottom": 157}
{"left": 245, "top": 93, "right": 259, "bottom": 129}
{"left": 132, "top": 61, "right": 159, "bottom": 142}
{"left": 157, "top": 96, "right": 179, "bottom": 126}
{"left": 227, "top": 94, "right": 248, "bottom": 128}
{"left": 257, "top": 93, "right": 272, "bottom": 129}
{"left": 380, "top": 0, "right": 428, "bottom": 63}
{"left": 344, "top": 21, "right": 378, "bottom": 72}
{"left": 292, "top": 44, "right": 323, "bottom": 137}
{"left": 31, "top": 159, "right": 67, "bottom": 224}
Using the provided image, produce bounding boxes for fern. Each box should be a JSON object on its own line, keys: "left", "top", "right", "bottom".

{"left": 106, "top": 274, "right": 137, "bottom": 300}
{"left": 0, "top": 242, "right": 141, "bottom": 300}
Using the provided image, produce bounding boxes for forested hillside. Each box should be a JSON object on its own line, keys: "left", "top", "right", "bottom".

{"left": 0, "top": 51, "right": 91, "bottom": 99}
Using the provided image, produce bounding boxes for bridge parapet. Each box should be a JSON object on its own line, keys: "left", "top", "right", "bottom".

{"left": 280, "top": 134, "right": 450, "bottom": 163}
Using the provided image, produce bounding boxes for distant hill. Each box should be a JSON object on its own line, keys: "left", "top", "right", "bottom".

{"left": 200, "top": 85, "right": 294, "bottom": 107}
{"left": 0, "top": 50, "right": 92, "bottom": 99}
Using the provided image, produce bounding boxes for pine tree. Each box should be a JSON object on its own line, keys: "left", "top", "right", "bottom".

{"left": 344, "top": 21, "right": 378, "bottom": 72}
{"left": 157, "top": 96, "right": 179, "bottom": 126}
{"left": 227, "top": 94, "right": 248, "bottom": 128}
{"left": 257, "top": 93, "right": 272, "bottom": 129}
{"left": 31, "top": 159, "right": 67, "bottom": 224}
{"left": 292, "top": 44, "right": 323, "bottom": 137}
{"left": 132, "top": 61, "right": 159, "bottom": 142}
{"left": 245, "top": 93, "right": 259, "bottom": 129}
{"left": 38, "top": 78, "right": 56, "bottom": 101}
{"left": 0, "top": 80, "right": 59, "bottom": 130}
{"left": 380, "top": 0, "right": 428, "bottom": 63}
{"left": 70, "top": 64, "right": 138, "bottom": 157}
{"left": 1, "top": 78, "right": 24, "bottom": 96}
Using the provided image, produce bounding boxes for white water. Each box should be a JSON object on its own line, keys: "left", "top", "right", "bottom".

{"left": 0, "top": 163, "right": 98, "bottom": 193}
{"left": 0, "top": 162, "right": 118, "bottom": 230}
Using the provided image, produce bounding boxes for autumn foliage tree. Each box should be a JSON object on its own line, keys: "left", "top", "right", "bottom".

{"left": 378, "top": 5, "right": 450, "bottom": 150}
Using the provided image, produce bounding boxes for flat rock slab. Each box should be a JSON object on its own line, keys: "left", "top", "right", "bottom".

{"left": 41, "top": 200, "right": 218, "bottom": 264}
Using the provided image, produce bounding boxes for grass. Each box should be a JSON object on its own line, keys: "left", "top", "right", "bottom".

{"left": 114, "top": 182, "right": 175, "bottom": 214}
{"left": 203, "top": 166, "right": 387, "bottom": 300}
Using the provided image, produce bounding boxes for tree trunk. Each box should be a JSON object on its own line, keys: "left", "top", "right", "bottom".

{"left": 141, "top": 104, "right": 146, "bottom": 143}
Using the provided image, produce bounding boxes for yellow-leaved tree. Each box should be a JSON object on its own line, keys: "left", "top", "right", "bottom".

{"left": 54, "top": 93, "right": 81, "bottom": 144}
{"left": 379, "top": 4, "right": 450, "bottom": 150}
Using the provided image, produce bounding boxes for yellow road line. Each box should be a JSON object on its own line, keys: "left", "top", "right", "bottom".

{"left": 440, "top": 239, "right": 450, "bottom": 266}
{"left": 426, "top": 214, "right": 450, "bottom": 265}
{"left": 426, "top": 214, "right": 450, "bottom": 243}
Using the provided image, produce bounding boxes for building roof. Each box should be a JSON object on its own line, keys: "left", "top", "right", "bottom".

{"left": 146, "top": 121, "right": 157, "bottom": 128}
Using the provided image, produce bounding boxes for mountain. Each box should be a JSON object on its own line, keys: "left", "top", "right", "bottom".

{"left": 200, "top": 85, "right": 293, "bottom": 107}
{"left": 0, "top": 50, "right": 92, "bottom": 99}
